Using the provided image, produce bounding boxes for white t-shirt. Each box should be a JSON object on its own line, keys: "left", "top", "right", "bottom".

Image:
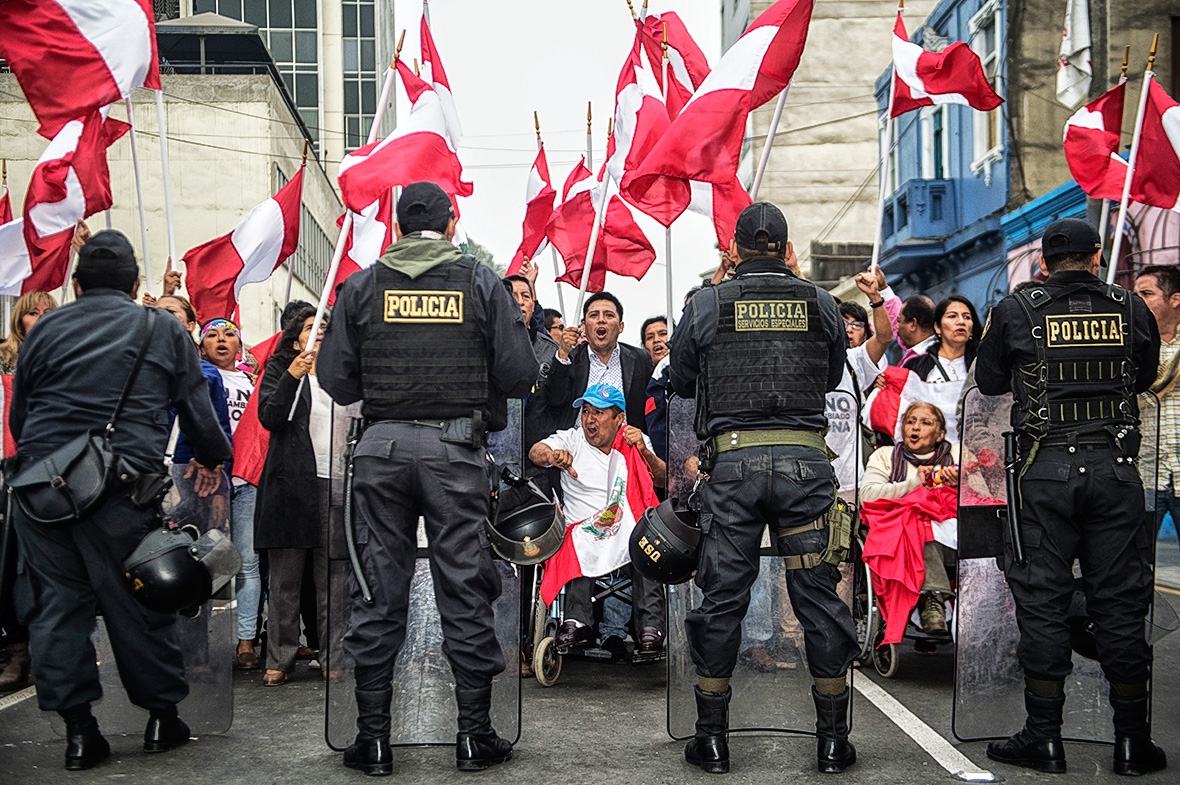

{"left": 540, "top": 427, "right": 653, "bottom": 524}
{"left": 217, "top": 368, "right": 254, "bottom": 433}
{"left": 827, "top": 344, "right": 888, "bottom": 497}
{"left": 308, "top": 374, "right": 334, "bottom": 478}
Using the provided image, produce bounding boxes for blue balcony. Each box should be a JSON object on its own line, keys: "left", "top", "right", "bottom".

{"left": 883, "top": 179, "right": 955, "bottom": 244}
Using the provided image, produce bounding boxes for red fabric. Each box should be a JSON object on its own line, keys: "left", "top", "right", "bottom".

{"left": 868, "top": 365, "right": 909, "bottom": 436}
{"left": 1063, "top": 80, "right": 1128, "bottom": 200}
{"left": 637, "top": 12, "right": 711, "bottom": 120}
{"left": 1, "top": 375, "right": 14, "bottom": 458}
{"left": 230, "top": 333, "right": 281, "bottom": 485}
{"left": 327, "top": 193, "right": 395, "bottom": 306}
{"left": 891, "top": 14, "right": 1003, "bottom": 118}
{"left": 0, "top": 189, "right": 12, "bottom": 225}
{"left": 0, "top": 0, "right": 159, "bottom": 138}
{"left": 1130, "top": 79, "right": 1180, "bottom": 211}
{"left": 508, "top": 144, "right": 556, "bottom": 275}
{"left": 548, "top": 190, "right": 655, "bottom": 293}
{"left": 861, "top": 485, "right": 958, "bottom": 645}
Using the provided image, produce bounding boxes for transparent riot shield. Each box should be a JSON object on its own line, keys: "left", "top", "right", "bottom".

{"left": 325, "top": 402, "right": 522, "bottom": 750}
{"left": 666, "top": 394, "right": 857, "bottom": 740}
{"left": 50, "top": 469, "right": 235, "bottom": 737}
{"left": 952, "top": 387, "right": 1164, "bottom": 742}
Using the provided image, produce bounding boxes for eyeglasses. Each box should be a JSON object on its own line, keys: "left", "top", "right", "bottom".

{"left": 844, "top": 321, "right": 866, "bottom": 331}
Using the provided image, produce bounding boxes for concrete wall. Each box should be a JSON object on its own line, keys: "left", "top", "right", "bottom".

{"left": 0, "top": 73, "right": 342, "bottom": 344}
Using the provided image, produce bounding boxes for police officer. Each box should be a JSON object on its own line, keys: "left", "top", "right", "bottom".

{"left": 668, "top": 203, "right": 859, "bottom": 774}
{"left": 317, "top": 182, "right": 538, "bottom": 776}
{"left": 8, "top": 231, "right": 232, "bottom": 770}
{"left": 975, "top": 218, "right": 1165, "bottom": 775}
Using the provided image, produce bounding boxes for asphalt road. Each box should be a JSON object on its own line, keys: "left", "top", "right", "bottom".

{"left": 2, "top": 539, "right": 1178, "bottom": 784}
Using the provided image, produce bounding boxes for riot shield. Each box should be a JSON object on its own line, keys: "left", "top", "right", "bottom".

{"left": 325, "top": 402, "right": 522, "bottom": 750}
{"left": 666, "top": 393, "right": 857, "bottom": 740}
{"left": 50, "top": 469, "right": 235, "bottom": 737}
{"left": 952, "top": 387, "right": 1164, "bottom": 742}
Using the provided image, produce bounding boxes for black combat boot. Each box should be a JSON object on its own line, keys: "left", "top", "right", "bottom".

{"left": 1110, "top": 694, "right": 1167, "bottom": 776}
{"left": 455, "top": 686, "right": 513, "bottom": 771}
{"left": 986, "top": 690, "right": 1067, "bottom": 773}
{"left": 684, "top": 686, "right": 730, "bottom": 774}
{"left": 813, "top": 687, "right": 856, "bottom": 773}
{"left": 58, "top": 704, "right": 110, "bottom": 771}
{"left": 144, "top": 703, "right": 191, "bottom": 753}
{"left": 343, "top": 688, "right": 393, "bottom": 776}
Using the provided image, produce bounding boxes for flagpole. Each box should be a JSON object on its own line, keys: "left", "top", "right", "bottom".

{"left": 586, "top": 102, "right": 594, "bottom": 170}
{"left": 154, "top": 89, "right": 179, "bottom": 279}
{"left": 870, "top": 2, "right": 903, "bottom": 274}
{"left": 285, "top": 141, "right": 310, "bottom": 306}
{"left": 1098, "top": 49, "right": 1132, "bottom": 254}
{"left": 422, "top": 0, "right": 431, "bottom": 27}
{"left": 1, "top": 161, "right": 8, "bottom": 329}
{"left": 662, "top": 23, "right": 675, "bottom": 328}
{"left": 124, "top": 96, "right": 154, "bottom": 289}
{"left": 750, "top": 85, "right": 790, "bottom": 201}
{"left": 536, "top": 113, "right": 566, "bottom": 315}
{"left": 575, "top": 121, "right": 612, "bottom": 317}
{"left": 288, "top": 52, "right": 401, "bottom": 420}
{"left": 1106, "top": 36, "right": 1157, "bottom": 286}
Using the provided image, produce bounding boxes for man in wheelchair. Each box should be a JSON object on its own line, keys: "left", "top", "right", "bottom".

{"left": 528, "top": 384, "right": 667, "bottom": 662}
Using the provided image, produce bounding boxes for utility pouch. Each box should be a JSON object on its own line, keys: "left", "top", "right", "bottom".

{"left": 439, "top": 416, "right": 475, "bottom": 447}
{"left": 821, "top": 495, "right": 856, "bottom": 566}
{"left": 127, "top": 465, "right": 173, "bottom": 511}
{"left": 7, "top": 432, "right": 118, "bottom": 526}
{"left": 698, "top": 439, "right": 717, "bottom": 475}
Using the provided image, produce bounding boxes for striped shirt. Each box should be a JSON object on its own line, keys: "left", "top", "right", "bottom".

{"left": 1155, "top": 335, "right": 1180, "bottom": 488}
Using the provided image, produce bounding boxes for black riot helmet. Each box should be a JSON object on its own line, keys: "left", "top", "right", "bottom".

{"left": 629, "top": 498, "right": 701, "bottom": 585}
{"left": 123, "top": 526, "right": 212, "bottom": 613}
{"left": 486, "top": 473, "right": 565, "bottom": 566}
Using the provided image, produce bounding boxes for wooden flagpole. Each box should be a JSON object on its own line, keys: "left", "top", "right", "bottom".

{"left": 1106, "top": 35, "right": 1157, "bottom": 285}
{"left": 1097, "top": 46, "right": 1132, "bottom": 251}
{"left": 285, "top": 140, "right": 310, "bottom": 306}
{"left": 586, "top": 102, "right": 594, "bottom": 170}
{"left": 288, "top": 39, "right": 403, "bottom": 420}
{"left": 124, "top": 97, "right": 154, "bottom": 289}
{"left": 870, "top": 0, "right": 904, "bottom": 274}
{"left": 662, "top": 22, "right": 675, "bottom": 328}
{"left": 536, "top": 112, "right": 567, "bottom": 315}
{"left": 575, "top": 119, "right": 612, "bottom": 317}
{"left": 154, "top": 89, "right": 179, "bottom": 281}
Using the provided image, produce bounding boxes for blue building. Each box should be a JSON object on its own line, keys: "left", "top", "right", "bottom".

{"left": 875, "top": 0, "right": 1009, "bottom": 310}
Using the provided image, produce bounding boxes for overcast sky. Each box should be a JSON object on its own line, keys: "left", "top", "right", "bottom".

{"left": 392, "top": 0, "right": 724, "bottom": 332}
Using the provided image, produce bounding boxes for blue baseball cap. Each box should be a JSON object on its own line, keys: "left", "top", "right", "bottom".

{"left": 573, "top": 383, "right": 626, "bottom": 412}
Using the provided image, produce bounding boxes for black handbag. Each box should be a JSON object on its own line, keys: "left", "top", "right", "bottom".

{"left": 7, "top": 309, "right": 157, "bottom": 526}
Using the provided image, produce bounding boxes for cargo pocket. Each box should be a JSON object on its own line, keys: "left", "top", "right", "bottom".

{"left": 354, "top": 437, "right": 395, "bottom": 461}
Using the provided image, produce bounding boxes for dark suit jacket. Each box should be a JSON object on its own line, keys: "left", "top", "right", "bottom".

{"left": 546, "top": 342, "right": 654, "bottom": 433}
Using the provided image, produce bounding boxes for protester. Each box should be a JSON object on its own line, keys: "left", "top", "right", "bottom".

{"left": 1133, "top": 265, "right": 1180, "bottom": 535}
{"left": 897, "top": 295, "right": 937, "bottom": 366}
{"left": 254, "top": 303, "right": 329, "bottom": 687}
{"left": 154, "top": 295, "right": 199, "bottom": 337}
{"left": 640, "top": 316, "right": 669, "bottom": 366}
{"left": 0, "top": 291, "right": 58, "bottom": 375}
{"left": 544, "top": 308, "right": 564, "bottom": 344}
{"left": 903, "top": 295, "right": 981, "bottom": 382}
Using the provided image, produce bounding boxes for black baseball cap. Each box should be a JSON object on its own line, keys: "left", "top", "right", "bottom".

{"left": 1041, "top": 217, "right": 1102, "bottom": 259}
{"left": 74, "top": 230, "right": 139, "bottom": 292}
{"left": 734, "top": 202, "right": 788, "bottom": 253}
{"left": 396, "top": 181, "right": 456, "bottom": 234}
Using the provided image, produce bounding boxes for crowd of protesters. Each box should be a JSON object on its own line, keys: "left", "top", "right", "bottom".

{"left": 2, "top": 232, "right": 1178, "bottom": 699}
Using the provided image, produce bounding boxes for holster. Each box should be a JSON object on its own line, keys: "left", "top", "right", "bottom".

{"left": 439, "top": 410, "right": 488, "bottom": 449}
{"left": 697, "top": 439, "right": 717, "bottom": 475}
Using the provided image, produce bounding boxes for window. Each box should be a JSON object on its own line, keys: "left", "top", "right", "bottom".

{"left": 342, "top": 0, "right": 380, "bottom": 153}
{"left": 969, "top": 0, "right": 1004, "bottom": 183}
{"left": 920, "top": 105, "right": 949, "bottom": 180}
{"left": 880, "top": 113, "right": 899, "bottom": 195}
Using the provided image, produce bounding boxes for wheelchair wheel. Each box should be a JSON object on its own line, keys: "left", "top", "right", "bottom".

{"left": 533, "top": 636, "right": 562, "bottom": 687}
{"left": 872, "top": 639, "right": 899, "bottom": 678}
{"left": 531, "top": 595, "right": 549, "bottom": 654}
{"left": 852, "top": 548, "right": 877, "bottom": 662}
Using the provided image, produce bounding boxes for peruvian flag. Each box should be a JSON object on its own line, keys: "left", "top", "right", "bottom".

{"left": 507, "top": 145, "right": 557, "bottom": 276}
{"left": 0, "top": 0, "right": 160, "bottom": 139}
{"left": 337, "top": 61, "right": 473, "bottom": 214}
{"left": 546, "top": 160, "right": 655, "bottom": 293}
{"left": 539, "top": 427, "right": 661, "bottom": 606}
{"left": 863, "top": 365, "right": 966, "bottom": 444}
{"left": 419, "top": 15, "right": 463, "bottom": 146}
{"left": 183, "top": 169, "right": 304, "bottom": 321}
{"left": 637, "top": 12, "right": 712, "bottom": 120}
{"left": 327, "top": 192, "right": 396, "bottom": 306}
{"left": 22, "top": 110, "right": 129, "bottom": 294}
{"left": 0, "top": 180, "right": 27, "bottom": 296}
{"left": 1129, "top": 80, "right": 1180, "bottom": 212}
{"left": 0, "top": 184, "right": 11, "bottom": 224}
{"left": 891, "top": 12, "right": 1004, "bottom": 117}
{"left": 1063, "top": 79, "right": 1127, "bottom": 200}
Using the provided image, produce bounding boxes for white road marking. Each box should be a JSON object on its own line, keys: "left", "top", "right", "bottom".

{"left": 854, "top": 677, "right": 997, "bottom": 782}
{"left": 0, "top": 685, "right": 35, "bottom": 712}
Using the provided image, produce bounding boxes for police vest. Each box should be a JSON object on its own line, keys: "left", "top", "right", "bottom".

{"left": 1010, "top": 281, "right": 1137, "bottom": 439}
{"left": 701, "top": 271, "right": 829, "bottom": 425}
{"left": 361, "top": 256, "right": 489, "bottom": 420}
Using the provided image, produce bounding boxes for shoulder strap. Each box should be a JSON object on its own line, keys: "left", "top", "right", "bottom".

{"left": 106, "top": 308, "right": 157, "bottom": 437}
{"left": 932, "top": 355, "right": 952, "bottom": 382}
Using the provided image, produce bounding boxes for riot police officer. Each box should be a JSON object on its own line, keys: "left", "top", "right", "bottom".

{"left": 8, "top": 231, "right": 232, "bottom": 770}
{"left": 317, "top": 182, "right": 538, "bottom": 776}
{"left": 975, "top": 218, "right": 1165, "bottom": 775}
{"left": 668, "top": 203, "right": 859, "bottom": 774}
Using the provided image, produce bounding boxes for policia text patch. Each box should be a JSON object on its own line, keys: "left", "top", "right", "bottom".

{"left": 1044, "top": 313, "right": 1123, "bottom": 348}
{"left": 734, "top": 299, "right": 808, "bottom": 331}
{"left": 384, "top": 291, "right": 464, "bottom": 323}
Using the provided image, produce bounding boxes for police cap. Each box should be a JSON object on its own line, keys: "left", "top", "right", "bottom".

{"left": 1041, "top": 217, "right": 1102, "bottom": 259}
{"left": 74, "top": 230, "right": 139, "bottom": 292}
{"left": 397, "top": 181, "right": 456, "bottom": 234}
{"left": 734, "top": 202, "right": 788, "bottom": 253}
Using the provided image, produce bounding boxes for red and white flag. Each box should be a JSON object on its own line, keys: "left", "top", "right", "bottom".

{"left": 507, "top": 144, "right": 557, "bottom": 276}
{"left": 419, "top": 15, "right": 463, "bottom": 146}
{"left": 539, "top": 428, "right": 660, "bottom": 606}
{"left": 337, "top": 61, "right": 472, "bottom": 214}
{"left": 0, "top": 180, "right": 29, "bottom": 297}
{"left": 1129, "top": 79, "right": 1180, "bottom": 213}
{"left": 327, "top": 192, "right": 396, "bottom": 306}
{"left": 1063, "top": 80, "right": 1127, "bottom": 200}
{"left": 1056, "top": 0, "right": 1092, "bottom": 109}
{"left": 22, "top": 110, "right": 129, "bottom": 294}
{"left": 863, "top": 365, "right": 966, "bottom": 444}
{"left": 891, "top": 12, "right": 1003, "bottom": 118}
{"left": 0, "top": 0, "right": 160, "bottom": 139}
{"left": 637, "top": 12, "right": 712, "bottom": 120}
{"left": 0, "top": 184, "right": 11, "bottom": 225}
{"left": 546, "top": 160, "right": 655, "bottom": 293}
{"left": 184, "top": 169, "right": 304, "bottom": 321}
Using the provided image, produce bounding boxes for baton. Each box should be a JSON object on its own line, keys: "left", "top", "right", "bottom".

{"left": 1002, "top": 431, "right": 1025, "bottom": 565}
{"left": 343, "top": 419, "right": 374, "bottom": 605}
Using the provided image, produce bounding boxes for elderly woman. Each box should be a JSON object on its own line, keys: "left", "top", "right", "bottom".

{"left": 861, "top": 402, "right": 959, "bottom": 635}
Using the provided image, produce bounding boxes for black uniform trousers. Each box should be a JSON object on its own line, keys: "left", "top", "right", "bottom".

{"left": 14, "top": 494, "right": 188, "bottom": 712}
{"left": 1007, "top": 442, "right": 1153, "bottom": 686}
{"left": 343, "top": 422, "right": 505, "bottom": 693}
{"left": 686, "top": 444, "right": 858, "bottom": 680}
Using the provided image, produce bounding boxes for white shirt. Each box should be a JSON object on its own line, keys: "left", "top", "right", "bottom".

{"left": 217, "top": 368, "right": 255, "bottom": 486}
{"left": 541, "top": 427, "right": 653, "bottom": 523}
{"left": 308, "top": 374, "right": 334, "bottom": 478}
